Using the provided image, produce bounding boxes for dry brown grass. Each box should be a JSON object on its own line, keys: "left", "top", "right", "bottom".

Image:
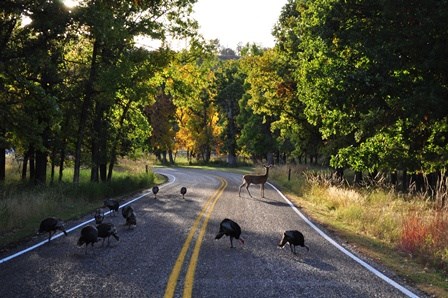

{"left": 270, "top": 164, "right": 448, "bottom": 297}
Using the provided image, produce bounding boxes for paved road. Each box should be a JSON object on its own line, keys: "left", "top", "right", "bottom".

{"left": 0, "top": 167, "right": 424, "bottom": 297}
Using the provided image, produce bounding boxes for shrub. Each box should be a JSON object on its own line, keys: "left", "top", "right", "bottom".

{"left": 399, "top": 212, "right": 448, "bottom": 272}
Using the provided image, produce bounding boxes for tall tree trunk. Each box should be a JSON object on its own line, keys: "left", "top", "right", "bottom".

{"left": 334, "top": 168, "right": 344, "bottom": 181}
{"left": 227, "top": 154, "right": 237, "bottom": 166}
{"left": 415, "top": 172, "right": 424, "bottom": 193}
{"left": 29, "top": 146, "right": 35, "bottom": 182}
{"left": 21, "top": 150, "right": 29, "bottom": 180}
{"left": 58, "top": 142, "right": 66, "bottom": 182}
{"left": 0, "top": 147, "right": 5, "bottom": 181}
{"left": 35, "top": 150, "right": 47, "bottom": 184}
{"left": 402, "top": 170, "right": 408, "bottom": 192}
{"left": 390, "top": 171, "right": 398, "bottom": 187}
{"left": 0, "top": 129, "right": 5, "bottom": 181}
{"left": 168, "top": 150, "right": 174, "bottom": 164}
{"left": 74, "top": 39, "right": 100, "bottom": 183}
{"left": 50, "top": 148, "right": 56, "bottom": 184}
{"left": 99, "top": 118, "right": 108, "bottom": 182}
{"left": 107, "top": 99, "right": 132, "bottom": 181}
{"left": 91, "top": 101, "right": 103, "bottom": 183}
{"left": 107, "top": 156, "right": 115, "bottom": 182}
{"left": 100, "top": 164, "right": 107, "bottom": 182}
{"left": 91, "top": 138, "right": 99, "bottom": 182}
{"left": 354, "top": 171, "right": 363, "bottom": 186}
{"left": 162, "top": 151, "right": 167, "bottom": 164}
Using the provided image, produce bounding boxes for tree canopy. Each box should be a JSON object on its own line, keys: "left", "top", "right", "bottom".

{"left": 1, "top": 0, "right": 447, "bottom": 196}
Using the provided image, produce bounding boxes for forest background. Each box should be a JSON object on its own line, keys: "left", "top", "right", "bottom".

{"left": 1, "top": 0, "right": 447, "bottom": 296}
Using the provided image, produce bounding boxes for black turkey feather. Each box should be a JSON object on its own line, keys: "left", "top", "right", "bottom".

{"left": 215, "top": 218, "right": 245, "bottom": 248}
{"left": 103, "top": 199, "right": 119, "bottom": 216}
{"left": 97, "top": 223, "right": 119, "bottom": 246}
{"left": 77, "top": 225, "right": 98, "bottom": 254}
{"left": 180, "top": 187, "right": 187, "bottom": 199}
{"left": 278, "top": 230, "right": 309, "bottom": 254}
{"left": 121, "top": 205, "right": 134, "bottom": 219}
{"left": 126, "top": 212, "right": 137, "bottom": 229}
{"left": 38, "top": 217, "right": 68, "bottom": 242}
{"left": 121, "top": 205, "right": 136, "bottom": 229}
{"left": 152, "top": 186, "right": 159, "bottom": 199}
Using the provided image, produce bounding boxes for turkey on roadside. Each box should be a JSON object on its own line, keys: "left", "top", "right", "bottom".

{"left": 180, "top": 187, "right": 187, "bottom": 199}
{"left": 152, "top": 185, "right": 159, "bottom": 199}
{"left": 97, "top": 223, "right": 119, "bottom": 246}
{"left": 38, "top": 217, "right": 68, "bottom": 242}
{"left": 103, "top": 199, "right": 119, "bottom": 216}
{"left": 215, "top": 218, "right": 245, "bottom": 248}
{"left": 121, "top": 205, "right": 136, "bottom": 229}
{"left": 121, "top": 205, "right": 134, "bottom": 219}
{"left": 94, "top": 209, "right": 104, "bottom": 224}
{"left": 77, "top": 225, "right": 98, "bottom": 254}
{"left": 278, "top": 230, "right": 309, "bottom": 254}
{"left": 125, "top": 212, "right": 137, "bottom": 229}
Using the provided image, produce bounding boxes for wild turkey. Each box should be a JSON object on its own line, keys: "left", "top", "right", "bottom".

{"left": 278, "top": 230, "right": 309, "bottom": 254}
{"left": 121, "top": 205, "right": 134, "bottom": 219}
{"left": 180, "top": 187, "right": 187, "bottom": 199}
{"left": 97, "top": 223, "right": 119, "bottom": 246}
{"left": 77, "top": 225, "right": 98, "bottom": 254}
{"left": 103, "top": 199, "right": 119, "bottom": 216}
{"left": 152, "top": 185, "right": 159, "bottom": 199}
{"left": 125, "top": 212, "right": 137, "bottom": 229}
{"left": 215, "top": 218, "right": 245, "bottom": 248}
{"left": 38, "top": 217, "right": 68, "bottom": 242}
{"left": 94, "top": 209, "right": 104, "bottom": 224}
{"left": 121, "top": 205, "right": 136, "bottom": 229}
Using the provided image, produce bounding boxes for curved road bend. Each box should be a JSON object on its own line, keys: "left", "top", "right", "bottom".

{"left": 0, "top": 167, "right": 425, "bottom": 297}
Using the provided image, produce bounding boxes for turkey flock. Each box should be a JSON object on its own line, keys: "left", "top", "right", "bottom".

{"left": 38, "top": 180, "right": 310, "bottom": 256}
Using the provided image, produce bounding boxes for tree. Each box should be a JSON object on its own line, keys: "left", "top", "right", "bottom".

{"left": 280, "top": 0, "right": 448, "bottom": 183}
{"left": 215, "top": 58, "right": 244, "bottom": 166}
{"left": 69, "top": 0, "right": 198, "bottom": 182}
{"left": 1, "top": 0, "right": 71, "bottom": 184}
{"left": 161, "top": 43, "right": 222, "bottom": 163}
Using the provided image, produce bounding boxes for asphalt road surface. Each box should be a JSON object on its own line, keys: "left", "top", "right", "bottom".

{"left": 0, "top": 167, "right": 425, "bottom": 297}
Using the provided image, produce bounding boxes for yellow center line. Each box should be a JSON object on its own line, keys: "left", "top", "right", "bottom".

{"left": 164, "top": 177, "right": 227, "bottom": 298}
{"left": 183, "top": 179, "right": 227, "bottom": 298}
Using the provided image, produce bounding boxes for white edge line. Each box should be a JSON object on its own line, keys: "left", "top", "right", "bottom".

{"left": 268, "top": 182, "right": 419, "bottom": 298}
{"left": 0, "top": 173, "right": 176, "bottom": 265}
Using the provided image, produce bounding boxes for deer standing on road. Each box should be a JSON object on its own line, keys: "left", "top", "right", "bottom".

{"left": 238, "top": 164, "right": 272, "bottom": 198}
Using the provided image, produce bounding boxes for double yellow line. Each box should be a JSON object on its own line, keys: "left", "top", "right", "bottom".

{"left": 164, "top": 177, "right": 227, "bottom": 298}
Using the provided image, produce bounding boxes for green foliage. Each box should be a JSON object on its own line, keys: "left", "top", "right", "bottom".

{"left": 274, "top": 0, "right": 448, "bottom": 174}
{"left": 214, "top": 59, "right": 245, "bottom": 164}
{"left": 1, "top": 0, "right": 199, "bottom": 183}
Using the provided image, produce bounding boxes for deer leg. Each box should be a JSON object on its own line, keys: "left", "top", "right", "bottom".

{"left": 238, "top": 182, "right": 246, "bottom": 196}
{"left": 261, "top": 183, "right": 264, "bottom": 198}
{"left": 246, "top": 183, "right": 252, "bottom": 197}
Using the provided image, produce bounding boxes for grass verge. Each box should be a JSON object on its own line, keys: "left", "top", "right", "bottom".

{"left": 0, "top": 159, "right": 164, "bottom": 250}
{"left": 269, "top": 164, "right": 448, "bottom": 298}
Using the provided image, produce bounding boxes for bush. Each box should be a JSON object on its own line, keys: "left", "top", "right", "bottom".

{"left": 399, "top": 212, "right": 448, "bottom": 272}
